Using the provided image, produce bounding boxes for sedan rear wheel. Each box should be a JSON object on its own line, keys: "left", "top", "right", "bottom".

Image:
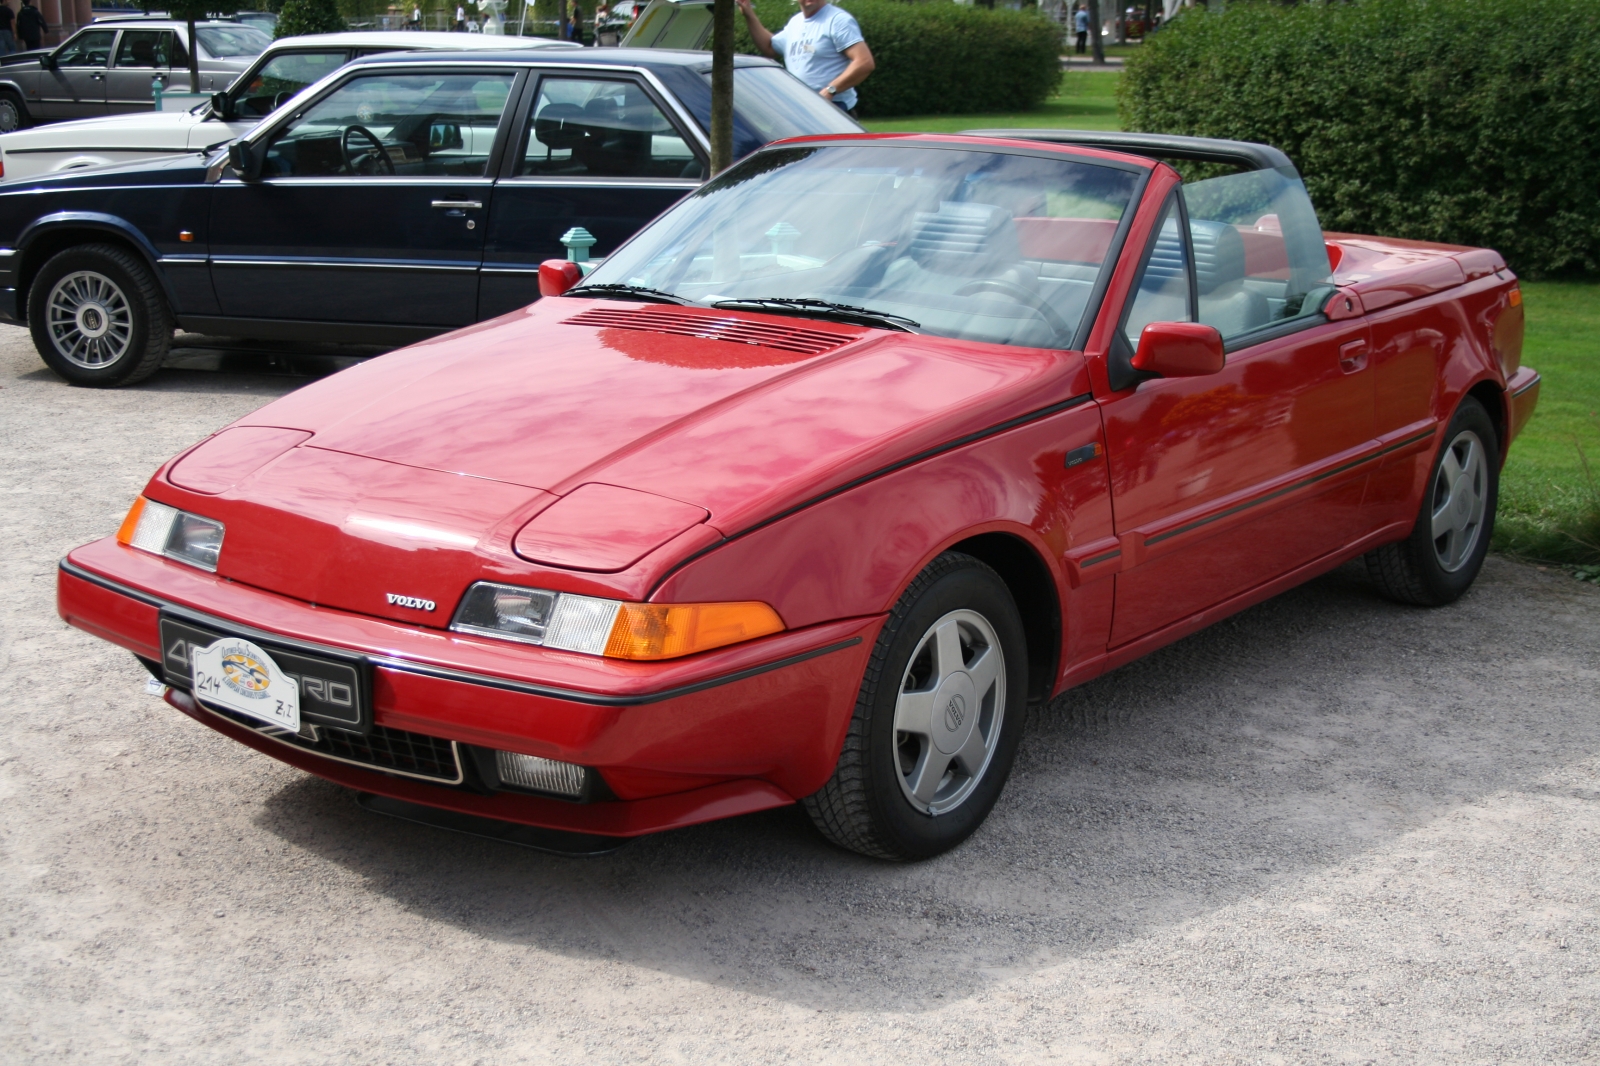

{"left": 29, "top": 244, "right": 172, "bottom": 387}
{"left": 0, "top": 92, "right": 27, "bottom": 133}
{"left": 803, "top": 552, "right": 1028, "bottom": 860}
{"left": 1365, "top": 396, "right": 1499, "bottom": 606}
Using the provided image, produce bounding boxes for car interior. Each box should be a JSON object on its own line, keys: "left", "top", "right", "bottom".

{"left": 522, "top": 79, "right": 703, "bottom": 180}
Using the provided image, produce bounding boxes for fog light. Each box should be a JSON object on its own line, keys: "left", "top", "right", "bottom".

{"left": 496, "top": 751, "right": 587, "bottom": 798}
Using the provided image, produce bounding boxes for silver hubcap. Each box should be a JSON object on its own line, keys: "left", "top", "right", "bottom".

{"left": 47, "top": 270, "right": 134, "bottom": 370}
{"left": 0, "top": 101, "right": 18, "bottom": 132}
{"left": 1431, "top": 428, "right": 1488, "bottom": 572}
{"left": 893, "top": 609, "right": 1006, "bottom": 816}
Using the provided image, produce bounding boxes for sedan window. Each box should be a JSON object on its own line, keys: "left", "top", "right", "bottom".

{"left": 234, "top": 50, "right": 348, "bottom": 118}
{"left": 114, "top": 30, "right": 180, "bottom": 69}
{"left": 56, "top": 30, "right": 116, "bottom": 67}
{"left": 261, "top": 72, "right": 518, "bottom": 178}
{"left": 521, "top": 77, "right": 703, "bottom": 179}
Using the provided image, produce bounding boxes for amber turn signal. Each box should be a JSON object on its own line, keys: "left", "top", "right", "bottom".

{"left": 604, "top": 601, "right": 785, "bottom": 661}
{"left": 1508, "top": 288, "right": 1522, "bottom": 307}
{"left": 115, "top": 496, "right": 146, "bottom": 545}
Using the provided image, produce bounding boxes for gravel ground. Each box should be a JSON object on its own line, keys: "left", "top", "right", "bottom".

{"left": 2, "top": 327, "right": 1597, "bottom": 1064}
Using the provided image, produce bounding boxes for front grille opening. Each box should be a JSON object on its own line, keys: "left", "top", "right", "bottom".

{"left": 204, "top": 703, "right": 463, "bottom": 785}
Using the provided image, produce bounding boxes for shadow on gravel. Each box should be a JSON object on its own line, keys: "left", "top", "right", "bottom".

{"left": 252, "top": 558, "right": 1600, "bottom": 1012}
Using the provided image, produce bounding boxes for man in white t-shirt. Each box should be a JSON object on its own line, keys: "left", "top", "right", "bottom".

{"left": 736, "top": 0, "right": 875, "bottom": 116}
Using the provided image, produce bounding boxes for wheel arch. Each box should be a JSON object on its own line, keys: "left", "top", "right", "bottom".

{"left": 1464, "top": 377, "right": 1507, "bottom": 464}
{"left": 944, "top": 531, "right": 1061, "bottom": 708}
{"left": 16, "top": 214, "right": 174, "bottom": 324}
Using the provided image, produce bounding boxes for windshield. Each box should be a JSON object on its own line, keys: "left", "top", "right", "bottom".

{"left": 582, "top": 144, "right": 1140, "bottom": 348}
{"left": 233, "top": 50, "right": 347, "bottom": 118}
{"left": 723, "top": 65, "right": 860, "bottom": 143}
{"left": 196, "top": 25, "right": 271, "bottom": 59}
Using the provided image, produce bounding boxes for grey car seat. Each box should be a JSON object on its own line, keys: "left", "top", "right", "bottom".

{"left": 1192, "top": 220, "right": 1270, "bottom": 337}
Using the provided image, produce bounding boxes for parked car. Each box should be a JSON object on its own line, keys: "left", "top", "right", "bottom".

{"left": 0, "top": 32, "right": 579, "bottom": 180}
{"left": 0, "top": 48, "right": 861, "bottom": 385}
{"left": 56, "top": 131, "right": 1538, "bottom": 859}
{"left": 0, "top": 16, "right": 272, "bottom": 132}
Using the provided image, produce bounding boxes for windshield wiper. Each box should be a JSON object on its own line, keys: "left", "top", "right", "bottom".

{"left": 566, "top": 283, "right": 690, "bottom": 305}
{"left": 711, "top": 297, "right": 920, "bottom": 333}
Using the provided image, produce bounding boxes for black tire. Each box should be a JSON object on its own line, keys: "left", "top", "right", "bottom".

{"left": 803, "top": 551, "right": 1029, "bottom": 861}
{"left": 28, "top": 243, "right": 172, "bottom": 387}
{"left": 1365, "top": 396, "right": 1499, "bottom": 606}
{"left": 0, "top": 91, "right": 29, "bottom": 133}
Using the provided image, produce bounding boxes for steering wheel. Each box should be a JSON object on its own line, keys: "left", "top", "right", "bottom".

{"left": 955, "top": 278, "right": 1075, "bottom": 340}
{"left": 340, "top": 125, "right": 394, "bottom": 176}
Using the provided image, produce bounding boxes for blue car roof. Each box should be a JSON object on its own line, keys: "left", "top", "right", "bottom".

{"left": 345, "top": 47, "right": 779, "bottom": 71}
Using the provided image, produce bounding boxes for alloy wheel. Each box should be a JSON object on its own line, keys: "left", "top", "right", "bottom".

{"left": 0, "top": 99, "right": 19, "bottom": 133}
{"left": 1430, "top": 428, "right": 1488, "bottom": 572}
{"left": 892, "top": 608, "right": 1006, "bottom": 815}
{"left": 46, "top": 270, "right": 134, "bottom": 370}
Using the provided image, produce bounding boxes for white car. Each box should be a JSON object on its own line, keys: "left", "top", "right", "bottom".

{"left": 0, "top": 32, "right": 577, "bottom": 181}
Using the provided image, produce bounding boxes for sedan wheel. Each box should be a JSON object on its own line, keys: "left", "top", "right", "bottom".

{"left": 46, "top": 270, "right": 135, "bottom": 371}
{"left": 28, "top": 243, "right": 173, "bottom": 387}
{"left": 804, "top": 551, "right": 1028, "bottom": 860}
{"left": 1366, "top": 396, "right": 1499, "bottom": 606}
{"left": 0, "top": 95, "right": 25, "bottom": 133}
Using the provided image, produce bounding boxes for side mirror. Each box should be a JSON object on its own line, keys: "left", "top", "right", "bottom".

{"left": 226, "top": 140, "right": 259, "bottom": 180}
{"left": 1131, "top": 321, "right": 1225, "bottom": 378}
{"left": 538, "top": 259, "right": 584, "bottom": 297}
{"left": 428, "top": 121, "right": 463, "bottom": 151}
{"left": 210, "top": 92, "right": 233, "bottom": 120}
{"left": 40, "top": 53, "right": 57, "bottom": 71}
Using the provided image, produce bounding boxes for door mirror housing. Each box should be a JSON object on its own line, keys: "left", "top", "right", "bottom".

{"left": 538, "top": 259, "right": 584, "bottom": 297}
{"left": 1131, "top": 321, "right": 1225, "bottom": 378}
{"left": 40, "top": 52, "right": 57, "bottom": 71}
{"left": 226, "top": 140, "right": 259, "bottom": 180}
{"left": 210, "top": 92, "right": 234, "bottom": 120}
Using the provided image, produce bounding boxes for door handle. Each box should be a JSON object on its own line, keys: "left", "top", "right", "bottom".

{"left": 431, "top": 200, "right": 483, "bottom": 210}
{"left": 1338, "top": 340, "right": 1368, "bottom": 373}
{"left": 90, "top": 73, "right": 106, "bottom": 80}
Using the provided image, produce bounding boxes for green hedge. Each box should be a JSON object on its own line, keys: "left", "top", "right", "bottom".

{"left": 275, "top": 0, "right": 345, "bottom": 36}
{"left": 1119, "top": 0, "right": 1600, "bottom": 278}
{"left": 739, "top": 0, "right": 1062, "bottom": 119}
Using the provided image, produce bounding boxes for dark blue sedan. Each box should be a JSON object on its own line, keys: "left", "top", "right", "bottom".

{"left": 0, "top": 48, "right": 859, "bottom": 385}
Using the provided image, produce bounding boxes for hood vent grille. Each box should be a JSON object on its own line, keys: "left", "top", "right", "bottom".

{"left": 563, "top": 307, "right": 851, "bottom": 356}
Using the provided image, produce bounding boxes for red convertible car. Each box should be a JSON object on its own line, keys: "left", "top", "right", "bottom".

{"left": 58, "top": 131, "right": 1539, "bottom": 860}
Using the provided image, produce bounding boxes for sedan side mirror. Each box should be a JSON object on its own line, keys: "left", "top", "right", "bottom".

{"left": 538, "top": 259, "right": 584, "bottom": 297}
{"left": 210, "top": 92, "right": 234, "bottom": 120}
{"left": 40, "top": 53, "right": 57, "bottom": 71}
{"left": 1131, "top": 321, "right": 1225, "bottom": 378}
{"left": 226, "top": 140, "right": 259, "bottom": 180}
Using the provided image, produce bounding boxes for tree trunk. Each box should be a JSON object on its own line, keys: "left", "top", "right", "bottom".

{"left": 1087, "top": 0, "right": 1104, "bottom": 64}
{"left": 709, "top": 0, "right": 733, "bottom": 174}
{"left": 186, "top": 16, "right": 200, "bottom": 92}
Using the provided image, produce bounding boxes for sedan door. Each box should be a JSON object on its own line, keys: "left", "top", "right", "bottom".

{"left": 479, "top": 71, "right": 705, "bottom": 319}
{"left": 1101, "top": 173, "right": 1375, "bottom": 646}
{"left": 35, "top": 29, "right": 116, "bottom": 122}
{"left": 209, "top": 67, "right": 524, "bottom": 330}
{"left": 104, "top": 29, "right": 183, "bottom": 115}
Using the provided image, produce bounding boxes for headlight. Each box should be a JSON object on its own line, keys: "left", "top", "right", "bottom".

{"left": 115, "top": 497, "right": 225, "bottom": 572}
{"left": 451, "top": 581, "right": 784, "bottom": 661}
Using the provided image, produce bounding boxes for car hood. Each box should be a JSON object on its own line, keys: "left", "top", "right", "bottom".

{"left": 152, "top": 298, "right": 1084, "bottom": 619}
{"left": 0, "top": 150, "right": 212, "bottom": 188}
{"left": 3, "top": 109, "right": 202, "bottom": 141}
{"left": 227, "top": 297, "right": 1083, "bottom": 535}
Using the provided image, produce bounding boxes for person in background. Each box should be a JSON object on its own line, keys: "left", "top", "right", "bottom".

{"left": 16, "top": 0, "right": 44, "bottom": 52}
{"left": 1074, "top": 3, "right": 1089, "bottom": 54}
{"left": 736, "top": 0, "right": 873, "bottom": 117}
{"left": 0, "top": 2, "right": 16, "bottom": 56}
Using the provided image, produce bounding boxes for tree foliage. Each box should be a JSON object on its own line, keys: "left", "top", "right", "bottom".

{"left": 275, "top": 0, "right": 347, "bottom": 38}
{"left": 1119, "top": 0, "right": 1600, "bottom": 277}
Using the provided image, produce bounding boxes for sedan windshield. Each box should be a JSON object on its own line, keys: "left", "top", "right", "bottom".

{"left": 196, "top": 25, "right": 271, "bottom": 59}
{"left": 582, "top": 144, "right": 1140, "bottom": 348}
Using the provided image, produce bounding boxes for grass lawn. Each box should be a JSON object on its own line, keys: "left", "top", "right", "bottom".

{"left": 1494, "top": 280, "right": 1600, "bottom": 567}
{"left": 861, "top": 70, "right": 1121, "bottom": 135}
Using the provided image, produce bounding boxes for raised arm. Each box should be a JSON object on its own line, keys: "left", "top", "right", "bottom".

{"left": 735, "top": 0, "right": 776, "bottom": 58}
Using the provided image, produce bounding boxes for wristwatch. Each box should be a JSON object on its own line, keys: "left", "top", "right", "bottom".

{"left": 823, "top": 85, "right": 838, "bottom": 97}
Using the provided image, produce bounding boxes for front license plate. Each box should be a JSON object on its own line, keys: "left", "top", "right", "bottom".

{"left": 159, "top": 616, "right": 370, "bottom": 732}
{"left": 191, "top": 636, "right": 300, "bottom": 732}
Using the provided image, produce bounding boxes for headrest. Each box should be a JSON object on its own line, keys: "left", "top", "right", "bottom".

{"left": 533, "top": 102, "right": 586, "bottom": 151}
{"left": 1190, "top": 219, "right": 1247, "bottom": 295}
{"left": 907, "top": 201, "right": 1021, "bottom": 276}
